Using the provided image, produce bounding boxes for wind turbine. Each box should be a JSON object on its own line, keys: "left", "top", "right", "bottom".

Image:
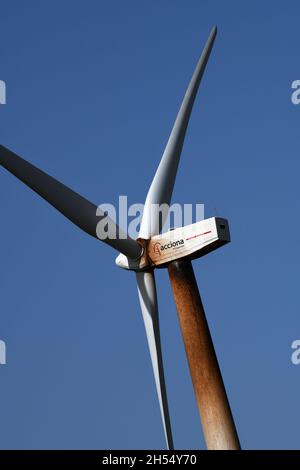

{"left": 0, "top": 25, "right": 240, "bottom": 450}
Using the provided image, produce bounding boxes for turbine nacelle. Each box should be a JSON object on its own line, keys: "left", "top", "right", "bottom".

{"left": 115, "top": 217, "right": 230, "bottom": 271}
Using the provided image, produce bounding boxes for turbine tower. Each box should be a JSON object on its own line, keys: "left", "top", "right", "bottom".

{"left": 0, "top": 26, "right": 240, "bottom": 450}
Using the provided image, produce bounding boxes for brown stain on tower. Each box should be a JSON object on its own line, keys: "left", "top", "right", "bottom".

{"left": 168, "top": 259, "right": 240, "bottom": 450}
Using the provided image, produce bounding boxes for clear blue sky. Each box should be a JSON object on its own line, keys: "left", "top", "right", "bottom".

{"left": 0, "top": 0, "right": 300, "bottom": 450}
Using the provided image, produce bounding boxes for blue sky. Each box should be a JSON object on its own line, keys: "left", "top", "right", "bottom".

{"left": 1, "top": 0, "right": 300, "bottom": 449}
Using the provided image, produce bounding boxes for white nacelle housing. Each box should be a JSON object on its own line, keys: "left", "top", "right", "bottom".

{"left": 148, "top": 217, "right": 230, "bottom": 267}
{"left": 115, "top": 217, "right": 230, "bottom": 271}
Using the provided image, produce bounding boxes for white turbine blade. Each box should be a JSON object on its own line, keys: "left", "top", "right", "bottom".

{"left": 136, "top": 270, "right": 174, "bottom": 450}
{"left": 0, "top": 145, "right": 142, "bottom": 259}
{"left": 139, "top": 26, "right": 217, "bottom": 239}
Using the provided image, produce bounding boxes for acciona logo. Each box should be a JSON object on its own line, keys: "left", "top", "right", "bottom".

{"left": 154, "top": 239, "right": 184, "bottom": 255}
